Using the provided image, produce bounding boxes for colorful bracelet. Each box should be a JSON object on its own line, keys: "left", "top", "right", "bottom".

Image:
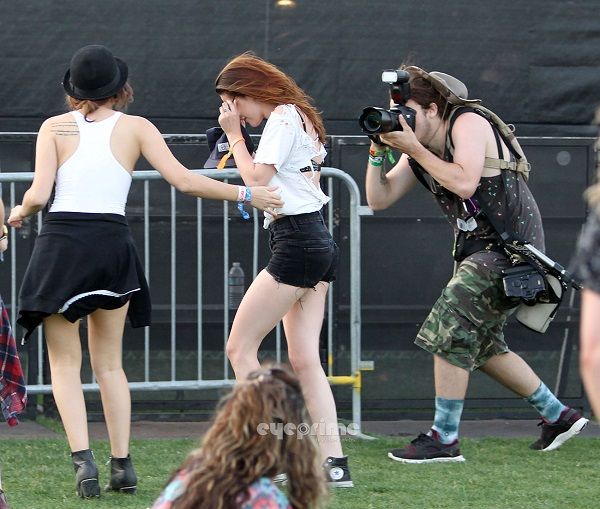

{"left": 368, "top": 155, "right": 384, "bottom": 167}
{"left": 369, "top": 147, "right": 387, "bottom": 157}
{"left": 369, "top": 145, "right": 397, "bottom": 165}
{"left": 237, "top": 186, "right": 252, "bottom": 220}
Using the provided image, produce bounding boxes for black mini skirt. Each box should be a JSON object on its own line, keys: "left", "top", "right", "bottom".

{"left": 17, "top": 212, "right": 151, "bottom": 342}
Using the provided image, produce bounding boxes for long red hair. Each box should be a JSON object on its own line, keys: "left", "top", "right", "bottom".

{"left": 215, "top": 52, "right": 326, "bottom": 143}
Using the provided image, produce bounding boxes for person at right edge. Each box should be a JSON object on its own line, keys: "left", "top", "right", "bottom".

{"left": 572, "top": 109, "right": 600, "bottom": 422}
{"left": 364, "top": 65, "right": 588, "bottom": 463}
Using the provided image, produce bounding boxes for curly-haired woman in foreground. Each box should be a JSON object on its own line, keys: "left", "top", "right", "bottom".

{"left": 151, "top": 366, "right": 327, "bottom": 509}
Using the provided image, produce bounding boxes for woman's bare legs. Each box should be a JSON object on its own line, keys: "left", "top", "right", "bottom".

{"left": 44, "top": 304, "right": 130, "bottom": 457}
{"left": 227, "top": 270, "right": 343, "bottom": 459}
{"left": 227, "top": 269, "right": 307, "bottom": 380}
{"left": 44, "top": 314, "right": 88, "bottom": 452}
{"left": 284, "top": 282, "right": 344, "bottom": 459}
{"left": 87, "top": 304, "right": 130, "bottom": 458}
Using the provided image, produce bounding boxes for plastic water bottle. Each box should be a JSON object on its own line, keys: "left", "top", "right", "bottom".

{"left": 228, "top": 262, "right": 245, "bottom": 309}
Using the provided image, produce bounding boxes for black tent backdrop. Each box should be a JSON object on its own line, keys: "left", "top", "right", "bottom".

{"left": 0, "top": 0, "right": 599, "bottom": 135}
{"left": 0, "top": 1, "right": 598, "bottom": 418}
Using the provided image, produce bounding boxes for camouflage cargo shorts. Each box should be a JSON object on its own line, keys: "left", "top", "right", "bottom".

{"left": 415, "top": 260, "right": 520, "bottom": 371}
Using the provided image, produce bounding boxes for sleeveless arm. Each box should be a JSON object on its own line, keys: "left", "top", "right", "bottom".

{"left": 379, "top": 113, "right": 487, "bottom": 199}
{"left": 408, "top": 113, "right": 487, "bottom": 199}
{"left": 137, "top": 118, "right": 239, "bottom": 201}
{"left": 136, "top": 118, "right": 283, "bottom": 210}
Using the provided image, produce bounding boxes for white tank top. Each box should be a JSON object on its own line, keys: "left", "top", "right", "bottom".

{"left": 50, "top": 111, "right": 132, "bottom": 215}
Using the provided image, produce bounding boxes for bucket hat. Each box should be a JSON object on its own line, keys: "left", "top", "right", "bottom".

{"left": 62, "top": 45, "right": 128, "bottom": 100}
{"left": 406, "top": 66, "right": 481, "bottom": 105}
{"left": 204, "top": 126, "right": 255, "bottom": 169}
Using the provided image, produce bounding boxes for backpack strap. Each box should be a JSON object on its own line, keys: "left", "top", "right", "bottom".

{"left": 446, "top": 106, "right": 531, "bottom": 181}
{"left": 473, "top": 126, "right": 525, "bottom": 245}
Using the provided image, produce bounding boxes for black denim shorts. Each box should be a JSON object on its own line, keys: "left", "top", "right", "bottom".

{"left": 266, "top": 211, "right": 339, "bottom": 288}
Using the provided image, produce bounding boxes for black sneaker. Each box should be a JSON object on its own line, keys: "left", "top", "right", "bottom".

{"left": 529, "top": 407, "right": 589, "bottom": 451}
{"left": 324, "top": 456, "right": 354, "bottom": 488}
{"left": 388, "top": 432, "right": 465, "bottom": 464}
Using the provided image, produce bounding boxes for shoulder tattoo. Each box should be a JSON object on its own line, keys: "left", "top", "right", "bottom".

{"left": 50, "top": 122, "right": 79, "bottom": 136}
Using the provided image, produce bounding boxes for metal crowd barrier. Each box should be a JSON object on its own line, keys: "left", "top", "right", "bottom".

{"left": 0, "top": 167, "right": 375, "bottom": 434}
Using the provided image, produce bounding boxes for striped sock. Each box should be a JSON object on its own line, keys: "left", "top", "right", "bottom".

{"left": 526, "top": 382, "right": 567, "bottom": 423}
{"left": 431, "top": 397, "right": 464, "bottom": 444}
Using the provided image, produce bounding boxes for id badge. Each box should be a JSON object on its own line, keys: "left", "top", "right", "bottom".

{"left": 457, "top": 217, "right": 477, "bottom": 232}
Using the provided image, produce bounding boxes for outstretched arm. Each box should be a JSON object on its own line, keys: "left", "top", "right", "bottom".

{"left": 136, "top": 117, "right": 282, "bottom": 211}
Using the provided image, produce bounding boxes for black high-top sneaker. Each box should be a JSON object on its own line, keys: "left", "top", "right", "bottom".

{"left": 71, "top": 449, "right": 100, "bottom": 498}
{"left": 323, "top": 456, "right": 354, "bottom": 488}
{"left": 105, "top": 455, "right": 138, "bottom": 494}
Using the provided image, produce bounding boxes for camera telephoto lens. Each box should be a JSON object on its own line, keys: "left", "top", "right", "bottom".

{"left": 364, "top": 111, "right": 383, "bottom": 132}
{"left": 359, "top": 107, "right": 398, "bottom": 134}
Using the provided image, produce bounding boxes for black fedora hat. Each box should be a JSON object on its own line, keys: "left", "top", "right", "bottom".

{"left": 63, "top": 45, "right": 128, "bottom": 101}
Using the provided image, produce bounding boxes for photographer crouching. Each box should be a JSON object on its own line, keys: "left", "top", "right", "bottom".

{"left": 363, "top": 65, "right": 587, "bottom": 463}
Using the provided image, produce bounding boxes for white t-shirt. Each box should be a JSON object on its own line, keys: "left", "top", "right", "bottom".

{"left": 253, "top": 104, "right": 330, "bottom": 227}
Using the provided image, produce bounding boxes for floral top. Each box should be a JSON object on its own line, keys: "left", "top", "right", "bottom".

{"left": 151, "top": 470, "right": 291, "bottom": 509}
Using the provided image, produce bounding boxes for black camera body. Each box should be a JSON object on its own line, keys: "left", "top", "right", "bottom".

{"left": 359, "top": 69, "right": 417, "bottom": 134}
{"left": 502, "top": 265, "right": 547, "bottom": 305}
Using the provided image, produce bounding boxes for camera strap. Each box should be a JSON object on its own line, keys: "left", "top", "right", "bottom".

{"left": 407, "top": 157, "right": 443, "bottom": 195}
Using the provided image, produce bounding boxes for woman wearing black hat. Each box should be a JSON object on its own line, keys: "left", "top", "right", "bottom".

{"left": 7, "top": 44, "right": 283, "bottom": 499}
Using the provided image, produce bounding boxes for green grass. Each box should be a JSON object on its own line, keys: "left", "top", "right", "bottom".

{"left": 2, "top": 435, "right": 600, "bottom": 509}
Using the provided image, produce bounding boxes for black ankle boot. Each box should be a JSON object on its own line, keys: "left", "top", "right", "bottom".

{"left": 105, "top": 455, "right": 137, "bottom": 494}
{"left": 71, "top": 449, "right": 100, "bottom": 498}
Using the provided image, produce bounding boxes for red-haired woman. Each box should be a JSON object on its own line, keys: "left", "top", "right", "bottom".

{"left": 152, "top": 367, "right": 327, "bottom": 509}
{"left": 214, "top": 52, "right": 352, "bottom": 487}
{"left": 8, "top": 45, "right": 283, "bottom": 499}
